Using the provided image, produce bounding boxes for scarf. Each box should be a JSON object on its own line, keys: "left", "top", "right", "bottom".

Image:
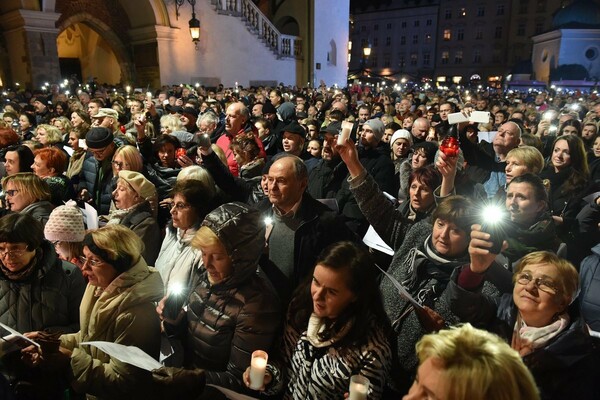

{"left": 0, "top": 248, "right": 42, "bottom": 282}
{"left": 306, "top": 313, "right": 353, "bottom": 348}
{"left": 511, "top": 312, "right": 570, "bottom": 356}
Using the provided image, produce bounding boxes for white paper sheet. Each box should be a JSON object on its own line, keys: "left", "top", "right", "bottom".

{"left": 81, "top": 341, "right": 162, "bottom": 371}
{"left": 373, "top": 265, "right": 423, "bottom": 310}
{"left": 207, "top": 385, "right": 258, "bottom": 400}
{"left": 362, "top": 225, "right": 394, "bottom": 256}
{"left": 83, "top": 202, "right": 98, "bottom": 230}
{"left": 0, "top": 322, "right": 39, "bottom": 356}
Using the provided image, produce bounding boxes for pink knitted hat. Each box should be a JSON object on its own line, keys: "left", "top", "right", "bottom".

{"left": 44, "top": 200, "right": 85, "bottom": 242}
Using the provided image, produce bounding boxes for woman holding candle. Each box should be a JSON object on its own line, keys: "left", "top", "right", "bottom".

{"left": 243, "top": 241, "right": 392, "bottom": 399}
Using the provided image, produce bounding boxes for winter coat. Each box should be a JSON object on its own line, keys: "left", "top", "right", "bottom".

{"left": 60, "top": 257, "right": 164, "bottom": 400}
{"left": 580, "top": 243, "right": 600, "bottom": 332}
{"left": 306, "top": 157, "right": 348, "bottom": 200}
{"left": 118, "top": 201, "right": 161, "bottom": 266}
{"left": 174, "top": 202, "right": 282, "bottom": 392}
{"left": 45, "top": 175, "right": 76, "bottom": 206}
{"left": 78, "top": 154, "right": 114, "bottom": 215}
{"left": 0, "top": 241, "right": 85, "bottom": 333}
{"left": 20, "top": 200, "right": 55, "bottom": 227}
{"left": 268, "top": 316, "right": 392, "bottom": 400}
{"left": 155, "top": 223, "right": 201, "bottom": 290}
{"left": 448, "top": 283, "right": 600, "bottom": 400}
{"left": 349, "top": 172, "right": 507, "bottom": 389}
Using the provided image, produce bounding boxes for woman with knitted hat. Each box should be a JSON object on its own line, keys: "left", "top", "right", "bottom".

{"left": 44, "top": 200, "right": 86, "bottom": 271}
{"left": 104, "top": 170, "right": 161, "bottom": 265}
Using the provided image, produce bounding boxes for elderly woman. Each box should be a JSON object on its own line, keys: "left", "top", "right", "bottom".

{"left": 2, "top": 173, "right": 54, "bottom": 226}
{"left": 405, "top": 324, "right": 540, "bottom": 400}
{"left": 155, "top": 202, "right": 281, "bottom": 393}
{"left": 450, "top": 249, "right": 600, "bottom": 399}
{"left": 105, "top": 171, "right": 160, "bottom": 265}
{"left": 337, "top": 137, "right": 510, "bottom": 394}
{"left": 155, "top": 179, "right": 217, "bottom": 289}
{"left": 32, "top": 147, "right": 75, "bottom": 205}
{"left": 0, "top": 213, "right": 84, "bottom": 333}
{"left": 244, "top": 241, "right": 392, "bottom": 399}
{"left": 26, "top": 225, "right": 163, "bottom": 400}
{"left": 494, "top": 145, "right": 545, "bottom": 203}
{"left": 34, "top": 124, "right": 64, "bottom": 149}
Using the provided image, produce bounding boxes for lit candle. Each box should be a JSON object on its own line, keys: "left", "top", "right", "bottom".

{"left": 348, "top": 375, "right": 369, "bottom": 400}
{"left": 249, "top": 350, "right": 268, "bottom": 390}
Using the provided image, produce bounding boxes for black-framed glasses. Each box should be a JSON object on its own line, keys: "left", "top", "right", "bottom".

{"left": 171, "top": 202, "right": 191, "bottom": 211}
{"left": 89, "top": 146, "right": 108, "bottom": 156}
{"left": 516, "top": 272, "right": 559, "bottom": 295}
{"left": 0, "top": 247, "right": 28, "bottom": 258}
{"left": 5, "top": 189, "right": 19, "bottom": 197}
{"left": 79, "top": 256, "right": 104, "bottom": 268}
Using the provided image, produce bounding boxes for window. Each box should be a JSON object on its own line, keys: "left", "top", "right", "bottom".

{"left": 399, "top": 55, "right": 406, "bottom": 68}
{"left": 454, "top": 50, "right": 463, "bottom": 64}
{"left": 497, "top": 5, "right": 505, "bottom": 15}
{"left": 535, "top": 22, "right": 544, "bottom": 34}
{"left": 457, "top": 28, "right": 464, "bottom": 41}
{"left": 443, "top": 29, "right": 451, "bottom": 40}
{"left": 473, "top": 49, "right": 481, "bottom": 63}
{"left": 384, "top": 54, "right": 391, "bottom": 67}
{"left": 495, "top": 26, "right": 502, "bottom": 39}
{"left": 413, "top": 35, "right": 419, "bottom": 44}
{"left": 371, "top": 55, "right": 378, "bottom": 67}
{"left": 423, "top": 51, "right": 431, "bottom": 66}
{"left": 445, "top": 9, "right": 452, "bottom": 19}
{"left": 519, "top": 2, "right": 528, "bottom": 14}
{"left": 387, "top": 23, "right": 392, "bottom": 29}
{"left": 517, "top": 23, "right": 525, "bottom": 36}
{"left": 475, "top": 29, "right": 483, "bottom": 40}
{"left": 386, "top": 37, "right": 391, "bottom": 46}
{"left": 425, "top": 34, "right": 432, "bottom": 44}
{"left": 459, "top": 8, "right": 466, "bottom": 17}
{"left": 402, "top": 21, "right": 407, "bottom": 28}
{"left": 442, "top": 51, "right": 449, "bottom": 64}
{"left": 410, "top": 53, "right": 418, "bottom": 66}
{"left": 400, "top": 36, "right": 406, "bottom": 45}
{"left": 477, "top": 6, "right": 485, "bottom": 17}
{"left": 536, "top": 0, "right": 546, "bottom": 12}
{"left": 414, "top": 20, "right": 420, "bottom": 27}
{"left": 374, "top": 24, "right": 379, "bottom": 31}
{"left": 373, "top": 38, "right": 379, "bottom": 47}
{"left": 426, "top": 19, "right": 432, "bottom": 26}
{"left": 585, "top": 47, "right": 599, "bottom": 61}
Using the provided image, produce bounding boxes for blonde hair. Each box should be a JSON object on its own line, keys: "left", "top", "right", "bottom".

{"left": 416, "top": 324, "right": 540, "bottom": 400}
{"left": 160, "top": 114, "right": 184, "bottom": 134}
{"left": 112, "top": 145, "right": 144, "bottom": 175}
{"left": 36, "top": 124, "right": 63, "bottom": 145}
{"left": 176, "top": 165, "right": 217, "bottom": 198}
{"left": 2, "top": 172, "right": 51, "bottom": 202}
{"left": 506, "top": 146, "right": 544, "bottom": 175}
{"left": 191, "top": 225, "right": 221, "bottom": 249}
{"left": 85, "top": 224, "right": 144, "bottom": 264}
{"left": 54, "top": 116, "right": 72, "bottom": 133}
{"left": 514, "top": 251, "right": 579, "bottom": 306}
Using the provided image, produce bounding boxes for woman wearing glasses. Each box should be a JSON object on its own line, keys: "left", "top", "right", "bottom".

{"left": 2, "top": 173, "right": 54, "bottom": 227}
{"left": 0, "top": 213, "right": 84, "bottom": 333}
{"left": 450, "top": 246, "right": 599, "bottom": 399}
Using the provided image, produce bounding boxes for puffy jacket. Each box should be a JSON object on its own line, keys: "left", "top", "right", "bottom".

{"left": 179, "top": 202, "right": 282, "bottom": 392}
{"left": 20, "top": 201, "right": 55, "bottom": 228}
{"left": 0, "top": 241, "right": 85, "bottom": 333}
{"left": 78, "top": 154, "right": 115, "bottom": 215}
{"left": 580, "top": 243, "right": 600, "bottom": 332}
{"left": 60, "top": 257, "right": 164, "bottom": 400}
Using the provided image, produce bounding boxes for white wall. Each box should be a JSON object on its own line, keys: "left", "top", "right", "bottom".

{"left": 312, "top": 0, "right": 350, "bottom": 87}
{"left": 558, "top": 29, "right": 600, "bottom": 80}
{"left": 156, "top": 1, "right": 301, "bottom": 87}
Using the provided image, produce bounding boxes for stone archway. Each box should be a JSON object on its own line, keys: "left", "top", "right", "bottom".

{"left": 275, "top": 15, "right": 300, "bottom": 36}
{"left": 56, "top": 13, "right": 135, "bottom": 84}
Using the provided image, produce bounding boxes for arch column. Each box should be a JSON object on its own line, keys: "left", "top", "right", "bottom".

{"left": 0, "top": 9, "right": 61, "bottom": 88}
{"left": 129, "top": 25, "right": 179, "bottom": 88}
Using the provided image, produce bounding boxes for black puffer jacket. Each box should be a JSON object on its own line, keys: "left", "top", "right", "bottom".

{"left": 181, "top": 202, "right": 282, "bottom": 391}
{"left": 0, "top": 241, "right": 86, "bottom": 333}
{"left": 78, "top": 154, "right": 114, "bottom": 215}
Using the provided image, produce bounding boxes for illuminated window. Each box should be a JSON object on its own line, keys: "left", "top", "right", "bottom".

{"left": 443, "top": 29, "right": 451, "bottom": 40}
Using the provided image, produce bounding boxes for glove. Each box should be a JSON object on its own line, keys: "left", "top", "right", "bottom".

{"left": 152, "top": 366, "right": 206, "bottom": 400}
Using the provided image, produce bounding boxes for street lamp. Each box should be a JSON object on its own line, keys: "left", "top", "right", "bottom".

{"left": 176, "top": 0, "right": 200, "bottom": 50}
{"left": 362, "top": 43, "right": 371, "bottom": 75}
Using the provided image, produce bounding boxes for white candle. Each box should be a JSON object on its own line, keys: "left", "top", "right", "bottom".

{"left": 249, "top": 350, "right": 268, "bottom": 390}
{"left": 348, "top": 375, "right": 369, "bottom": 400}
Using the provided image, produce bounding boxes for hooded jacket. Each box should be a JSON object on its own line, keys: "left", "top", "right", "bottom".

{"left": 60, "top": 257, "right": 164, "bottom": 400}
{"left": 0, "top": 240, "right": 85, "bottom": 333}
{"left": 180, "top": 202, "right": 282, "bottom": 391}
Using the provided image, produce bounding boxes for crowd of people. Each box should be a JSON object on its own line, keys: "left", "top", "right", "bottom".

{"left": 0, "top": 80, "right": 599, "bottom": 399}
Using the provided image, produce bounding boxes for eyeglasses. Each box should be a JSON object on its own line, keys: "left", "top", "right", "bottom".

{"left": 79, "top": 256, "right": 104, "bottom": 268}
{"left": 516, "top": 272, "right": 559, "bottom": 295}
{"left": 111, "top": 161, "right": 128, "bottom": 169}
{"left": 5, "top": 189, "right": 19, "bottom": 197}
{"left": 89, "top": 146, "right": 108, "bottom": 156}
{"left": 0, "top": 246, "right": 28, "bottom": 259}
{"left": 171, "top": 202, "right": 191, "bottom": 211}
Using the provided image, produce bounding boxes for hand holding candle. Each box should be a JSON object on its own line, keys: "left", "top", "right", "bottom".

{"left": 249, "top": 350, "right": 268, "bottom": 390}
{"left": 348, "top": 375, "right": 369, "bottom": 400}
